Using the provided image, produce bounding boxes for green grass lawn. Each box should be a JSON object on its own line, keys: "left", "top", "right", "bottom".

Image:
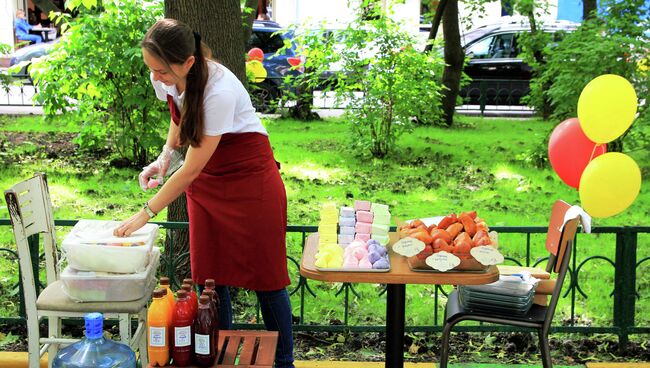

{"left": 0, "top": 114, "right": 648, "bottom": 338}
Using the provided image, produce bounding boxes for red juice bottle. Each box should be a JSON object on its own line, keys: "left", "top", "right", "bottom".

{"left": 181, "top": 283, "right": 198, "bottom": 320}
{"left": 203, "top": 279, "right": 220, "bottom": 321}
{"left": 171, "top": 289, "right": 193, "bottom": 367}
{"left": 183, "top": 279, "right": 199, "bottom": 318}
{"left": 193, "top": 295, "right": 217, "bottom": 366}
{"left": 201, "top": 289, "right": 220, "bottom": 353}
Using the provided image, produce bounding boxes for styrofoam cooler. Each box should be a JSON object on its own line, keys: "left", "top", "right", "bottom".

{"left": 61, "top": 247, "right": 160, "bottom": 302}
{"left": 61, "top": 220, "right": 159, "bottom": 273}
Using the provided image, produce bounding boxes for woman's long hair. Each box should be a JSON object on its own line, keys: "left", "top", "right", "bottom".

{"left": 141, "top": 18, "right": 210, "bottom": 147}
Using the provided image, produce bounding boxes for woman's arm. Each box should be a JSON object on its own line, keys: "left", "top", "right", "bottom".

{"left": 165, "top": 118, "right": 181, "bottom": 150}
{"left": 114, "top": 134, "right": 222, "bottom": 236}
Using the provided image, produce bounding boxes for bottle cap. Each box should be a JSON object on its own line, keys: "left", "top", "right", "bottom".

{"left": 205, "top": 279, "right": 215, "bottom": 288}
{"left": 181, "top": 284, "right": 192, "bottom": 292}
{"left": 183, "top": 278, "right": 194, "bottom": 286}
{"left": 84, "top": 312, "right": 103, "bottom": 339}
{"left": 177, "top": 289, "right": 188, "bottom": 299}
{"left": 160, "top": 277, "right": 170, "bottom": 286}
{"left": 199, "top": 295, "right": 209, "bottom": 304}
{"left": 153, "top": 288, "right": 164, "bottom": 298}
{"left": 160, "top": 288, "right": 168, "bottom": 295}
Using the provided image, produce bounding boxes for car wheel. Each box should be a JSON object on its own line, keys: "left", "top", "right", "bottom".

{"left": 251, "top": 81, "right": 280, "bottom": 113}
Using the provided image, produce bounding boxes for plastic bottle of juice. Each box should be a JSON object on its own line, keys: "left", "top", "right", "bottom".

{"left": 147, "top": 289, "right": 170, "bottom": 366}
{"left": 181, "top": 283, "right": 198, "bottom": 319}
{"left": 204, "top": 279, "right": 220, "bottom": 320}
{"left": 193, "top": 295, "right": 217, "bottom": 366}
{"left": 160, "top": 287, "right": 173, "bottom": 334}
{"left": 172, "top": 289, "right": 194, "bottom": 367}
{"left": 160, "top": 276, "right": 175, "bottom": 313}
{"left": 201, "top": 289, "right": 220, "bottom": 352}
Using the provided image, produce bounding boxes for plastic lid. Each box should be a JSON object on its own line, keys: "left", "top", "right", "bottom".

{"left": 160, "top": 288, "right": 168, "bottom": 296}
{"left": 199, "top": 295, "right": 210, "bottom": 304}
{"left": 177, "top": 289, "right": 188, "bottom": 299}
{"left": 153, "top": 289, "right": 164, "bottom": 298}
{"left": 84, "top": 313, "right": 104, "bottom": 339}
{"left": 160, "top": 277, "right": 170, "bottom": 286}
{"left": 202, "top": 289, "right": 215, "bottom": 297}
{"left": 181, "top": 284, "right": 192, "bottom": 292}
{"left": 205, "top": 279, "right": 215, "bottom": 288}
{"left": 183, "top": 278, "right": 194, "bottom": 286}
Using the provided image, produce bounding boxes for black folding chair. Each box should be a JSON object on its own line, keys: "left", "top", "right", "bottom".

{"left": 439, "top": 200, "right": 580, "bottom": 368}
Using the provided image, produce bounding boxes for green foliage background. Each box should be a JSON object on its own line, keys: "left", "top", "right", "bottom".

{"left": 30, "top": 0, "right": 168, "bottom": 164}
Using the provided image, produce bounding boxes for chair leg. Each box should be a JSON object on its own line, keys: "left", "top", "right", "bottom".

{"left": 27, "top": 315, "right": 41, "bottom": 368}
{"left": 538, "top": 330, "right": 552, "bottom": 368}
{"left": 47, "top": 316, "right": 61, "bottom": 367}
{"left": 138, "top": 309, "right": 149, "bottom": 367}
{"left": 438, "top": 321, "right": 455, "bottom": 368}
{"left": 119, "top": 313, "right": 131, "bottom": 347}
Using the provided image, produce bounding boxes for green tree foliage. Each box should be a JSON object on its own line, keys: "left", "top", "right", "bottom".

{"left": 527, "top": 0, "right": 649, "bottom": 152}
{"left": 285, "top": 3, "right": 446, "bottom": 158}
{"left": 30, "top": 0, "right": 167, "bottom": 164}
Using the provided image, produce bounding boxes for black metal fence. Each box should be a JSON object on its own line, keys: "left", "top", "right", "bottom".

{"left": 0, "top": 219, "right": 648, "bottom": 348}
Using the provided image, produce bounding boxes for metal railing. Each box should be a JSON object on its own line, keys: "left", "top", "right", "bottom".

{"left": 0, "top": 219, "right": 648, "bottom": 348}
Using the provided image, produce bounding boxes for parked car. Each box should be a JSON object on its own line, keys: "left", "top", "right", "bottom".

{"left": 460, "top": 18, "right": 578, "bottom": 105}
{"left": 246, "top": 20, "right": 301, "bottom": 112}
{"left": 8, "top": 40, "right": 56, "bottom": 83}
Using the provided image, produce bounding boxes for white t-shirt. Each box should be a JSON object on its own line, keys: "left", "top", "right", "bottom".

{"left": 151, "top": 60, "right": 267, "bottom": 136}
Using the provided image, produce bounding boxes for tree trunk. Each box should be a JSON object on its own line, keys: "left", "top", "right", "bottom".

{"left": 440, "top": 0, "right": 463, "bottom": 126}
{"left": 583, "top": 0, "right": 597, "bottom": 20}
{"left": 166, "top": 0, "right": 247, "bottom": 83}
{"left": 242, "top": 0, "right": 258, "bottom": 57}
{"left": 424, "top": 0, "right": 447, "bottom": 52}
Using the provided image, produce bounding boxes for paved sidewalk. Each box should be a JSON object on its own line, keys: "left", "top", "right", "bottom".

{"left": 0, "top": 352, "right": 648, "bottom": 368}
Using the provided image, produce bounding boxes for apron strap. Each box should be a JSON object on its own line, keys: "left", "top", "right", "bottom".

{"left": 166, "top": 94, "right": 181, "bottom": 126}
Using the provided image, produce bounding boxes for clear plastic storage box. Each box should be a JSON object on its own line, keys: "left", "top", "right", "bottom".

{"left": 458, "top": 276, "right": 537, "bottom": 316}
{"left": 61, "top": 248, "right": 160, "bottom": 302}
{"left": 61, "top": 220, "right": 159, "bottom": 273}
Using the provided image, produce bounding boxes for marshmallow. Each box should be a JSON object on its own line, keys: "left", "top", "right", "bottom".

{"left": 368, "top": 251, "right": 381, "bottom": 264}
{"left": 371, "top": 234, "right": 389, "bottom": 246}
{"left": 352, "top": 246, "right": 368, "bottom": 260}
{"left": 339, "top": 217, "right": 356, "bottom": 227}
{"left": 371, "top": 223, "right": 389, "bottom": 236}
{"left": 338, "top": 234, "right": 354, "bottom": 245}
{"left": 356, "top": 210, "right": 374, "bottom": 223}
{"left": 355, "top": 222, "right": 372, "bottom": 234}
{"left": 353, "top": 200, "right": 371, "bottom": 211}
{"left": 358, "top": 257, "right": 373, "bottom": 269}
{"left": 339, "top": 226, "right": 355, "bottom": 235}
{"left": 371, "top": 203, "right": 389, "bottom": 213}
{"left": 372, "top": 257, "right": 390, "bottom": 269}
{"left": 373, "top": 212, "right": 391, "bottom": 225}
{"left": 343, "top": 255, "right": 359, "bottom": 268}
{"left": 354, "top": 233, "right": 371, "bottom": 243}
{"left": 339, "top": 206, "right": 355, "bottom": 218}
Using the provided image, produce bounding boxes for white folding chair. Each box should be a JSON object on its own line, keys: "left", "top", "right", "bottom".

{"left": 5, "top": 173, "right": 152, "bottom": 367}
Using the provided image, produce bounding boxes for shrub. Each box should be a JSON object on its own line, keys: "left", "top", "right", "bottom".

{"left": 31, "top": 0, "right": 167, "bottom": 164}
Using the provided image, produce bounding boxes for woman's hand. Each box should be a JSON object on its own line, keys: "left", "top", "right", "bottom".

{"left": 113, "top": 209, "right": 151, "bottom": 237}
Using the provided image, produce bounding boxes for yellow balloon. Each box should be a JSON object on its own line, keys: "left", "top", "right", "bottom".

{"left": 245, "top": 60, "right": 267, "bottom": 83}
{"left": 579, "top": 152, "right": 641, "bottom": 218}
{"left": 577, "top": 74, "right": 638, "bottom": 143}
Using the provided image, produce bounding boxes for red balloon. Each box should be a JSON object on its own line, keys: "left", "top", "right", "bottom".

{"left": 287, "top": 56, "right": 302, "bottom": 67}
{"left": 548, "top": 118, "right": 607, "bottom": 188}
{"left": 248, "top": 48, "right": 264, "bottom": 62}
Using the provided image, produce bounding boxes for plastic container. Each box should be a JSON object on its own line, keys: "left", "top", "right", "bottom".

{"left": 458, "top": 276, "right": 537, "bottom": 316}
{"left": 61, "top": 248, "right": 160, "bottom": 302}
{"left": 148, "top": 289, "right": 170, "bottom": 366}
{"left": 52, "top": 312, "right": 136, "bottom": 368}
{"left": 62, "top": 220, "right": 159, "bottom": 273}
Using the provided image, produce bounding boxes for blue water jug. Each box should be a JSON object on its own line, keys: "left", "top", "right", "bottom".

{"left": 52, "top": 312, "right": 136, "bottom": 368}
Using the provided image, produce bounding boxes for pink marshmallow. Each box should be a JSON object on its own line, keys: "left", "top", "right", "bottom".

{"left": 355, "top": 222, "right": 372, "bottom": 234}
{"left": 356, "top": 210, "right": 374, "bottom": 223}
{"left": 354, "top": 233, "right": 371, "bottom": 243}
{"left": 354, "top": 200, "right": 371, "bottom": 211}
{"left": 343, "top": 255, "right": 358, "bottom": 268}
{"left": 352, "top": 247, "right": 368, "bottom": 260}
{"left": 358, "top": 257, "right": 373, "bottom": 269}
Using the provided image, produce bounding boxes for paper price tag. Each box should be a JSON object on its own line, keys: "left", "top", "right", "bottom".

{"left": 470, "top": 246, "right": 504, "bottom": 265}
{"left": 392, "top": 237, "right": 425, "bottom": 257}
{"left": 425, "top": 251, "right": 460, "bottom": 272}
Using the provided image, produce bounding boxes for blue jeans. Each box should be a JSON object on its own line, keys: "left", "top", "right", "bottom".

{"left": 199, "top": 285, "right": 295, "bottom": 368}
{"left": 18, "top": 34, "right": 42, "bottom": 44}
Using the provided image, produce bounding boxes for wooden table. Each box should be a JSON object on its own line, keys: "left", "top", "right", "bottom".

{"left": 300, "top": 233, "right": 499, "bottom": 368}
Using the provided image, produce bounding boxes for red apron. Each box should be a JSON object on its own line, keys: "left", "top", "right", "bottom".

{"left": 167, "top": 96, "right": 289, "bottom": 291}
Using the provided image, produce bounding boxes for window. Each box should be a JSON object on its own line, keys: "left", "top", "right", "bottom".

{"left": 247, "top": 31, "right": 285, "bottom": 54}
{"left": 467, "top": 33, "right": 517, "bottom": 59}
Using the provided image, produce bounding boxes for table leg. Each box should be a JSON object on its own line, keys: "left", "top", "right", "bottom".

{"left": 386, "top": 284, "right": 405, "bottom": 368}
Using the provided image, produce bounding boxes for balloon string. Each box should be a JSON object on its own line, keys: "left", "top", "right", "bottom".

{"left": 589, "top": 144, "right": 601, "bottom": 162}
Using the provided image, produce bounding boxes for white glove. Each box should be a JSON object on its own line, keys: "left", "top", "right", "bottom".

{"left": 139, "top": 145, "right": 174, "bottom": 191}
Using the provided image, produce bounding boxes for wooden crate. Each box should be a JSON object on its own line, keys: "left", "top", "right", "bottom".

{"left": 151, "top": 330, "right": 278, "bottom": 367}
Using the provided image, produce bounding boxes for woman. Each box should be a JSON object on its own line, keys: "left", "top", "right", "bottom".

{"left": 114, "top": 19, "right": 294, "bottom": 367}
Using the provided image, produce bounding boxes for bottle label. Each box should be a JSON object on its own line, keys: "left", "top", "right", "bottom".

{"left": 195, "top": 333, "right": 211, "bottom": 355}
{"left": 175, "top": 326, "right": 191, "bottom": 347}
{"left": 149, "top": 327, "right": 165, "bottom": 347}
